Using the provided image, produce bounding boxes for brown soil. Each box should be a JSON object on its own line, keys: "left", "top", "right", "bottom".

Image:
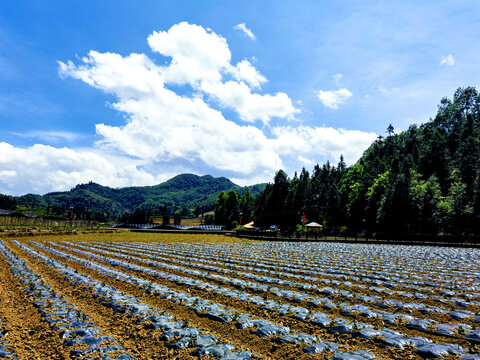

{"left": 27, "top": 240, "right": 447, "bottom": 359}
{"left": 0, "top": 254, "right": 70, "bottom": 359}
{"left": 2, "top": 233, "right": 476, "bottom": 360}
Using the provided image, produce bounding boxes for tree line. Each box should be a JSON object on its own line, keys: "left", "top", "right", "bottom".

{"left": 215, "top": 87, "right": 480, "bottom": 236}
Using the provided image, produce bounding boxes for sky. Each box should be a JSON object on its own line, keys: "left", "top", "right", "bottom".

{"left": 1, "top": 1, "right": 479, "bottom": 195}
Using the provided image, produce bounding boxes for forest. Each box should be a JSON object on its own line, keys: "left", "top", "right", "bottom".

{"left": 216, "top": 87, "right": 480, "bottom": 236}
{"left": 0, "top": 174, "right": 265, "bottom": 223}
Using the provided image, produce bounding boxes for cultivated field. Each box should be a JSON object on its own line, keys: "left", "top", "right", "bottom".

{"left": 0, "top": 233, "right": 479, "bottom": 359}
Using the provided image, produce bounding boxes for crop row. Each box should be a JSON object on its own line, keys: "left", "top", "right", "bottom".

{"left": 82, "top": 241, "right": 479, "bottom": 317}
{"left": 31, "top": 241, "right": 384, "bottom": 360}
{"left": 44, "top": 240, "right": 479, "bottom": 359}
{"left": 0, "top": 240, "right": 136, "bottom": 360}
{"left": 13, "top": 240, "right": 256, "bottom": 360}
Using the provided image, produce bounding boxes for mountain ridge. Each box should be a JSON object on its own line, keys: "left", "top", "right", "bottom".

{"left": 14, "top": 173, "right": 266, "bottom": 220}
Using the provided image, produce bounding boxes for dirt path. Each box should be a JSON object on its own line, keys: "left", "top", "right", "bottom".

{"left": 0, "top": 253, "right": 70, "bottom": 360}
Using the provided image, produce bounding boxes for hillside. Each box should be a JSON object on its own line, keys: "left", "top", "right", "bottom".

{"left": 253, "top": 87, "right": 480, "bottom": 236}
{"left": 14, "top": 174, "right": 266, "bottom": 221}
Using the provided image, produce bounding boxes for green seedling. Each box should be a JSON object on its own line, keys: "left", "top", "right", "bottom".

{"left": 28, "top": 280, "right": 35, "bottom": 292}
{"left": 188, "top": 334, "right": 198, "bottom": 347}
{"left": 232, "top": 312, "right": 240, "bottom": 322}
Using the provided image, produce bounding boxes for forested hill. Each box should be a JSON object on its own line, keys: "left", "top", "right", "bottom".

{"left": 13, "top": 174, "right": 266, "bottom": 221}
{"left": 253, "top": 87, "right": 480, "bottom": 236}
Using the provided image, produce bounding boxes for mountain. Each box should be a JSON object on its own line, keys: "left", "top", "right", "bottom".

{"left": 15, "top": 174, "right": 266, "bottom": 221}
{"left": 253, "top": 86, "right": 480, "bottom": 236}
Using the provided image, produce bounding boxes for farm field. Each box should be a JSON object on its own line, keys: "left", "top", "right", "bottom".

{"left": 0, "top": 233, "right": 479, "bottom": 359}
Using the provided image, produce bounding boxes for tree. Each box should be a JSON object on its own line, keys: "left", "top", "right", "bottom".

{"left": 436, "top": 170, "right": 473, "bottom": 234}
{"left": 340, "top": 164, "right": 367, "bottom": 233}
{"left": 0, "top": 194, "right": 16, "bottom": 210}
{"left": 387, "top": 124, "right": 394, "bottom": 137}
{"left": 214, "top": 190, "right": 240, "bottom": 229}
{"left": 239, "top": 190, "right": 255, "bottom": 224}
{"left": 162, "top": 215, "right": 170, "bottom": 225}
{"left": 376, "top": 173, "right": 409, "bottom": 234}
{"left": 225, "top": 190, "right": 240, "bottom": 229}
{"left": 214, "top": 191, "right": 228, "bottom": 226}
{"left": 408, "top": 170, "right": 441, "bottom": 233}
{"left": 365, "top": 170, "right": 390, "bottom": 233}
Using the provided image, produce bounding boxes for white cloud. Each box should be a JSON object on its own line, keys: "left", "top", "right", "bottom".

{"left": 230, "top": 60, "right": 266, "bottom": 88}
{"left": 315, "top": 88, "right": 353, "bottom": 109}
{"left": 12, "top": 130, "right": 79, "bottom": 143}
{"left": 378, "top": 86, "right": 400, "bottom": 95}
{"left": 297, "top": 155, "right": 315, "bottom": 166}
{"left": 60, "top": 22, "right": 295, "bottom": 125}
{"left": 57, "top": 22, "right": 300, "bottom": 178}
{"left": 46, "top": 23, "right": 378, "bottom": 194}
{"left": 271, "top": 126, "right": 377, "bottom": 163}
{"left": 440, "top": 54, "right": 455, "bottom": 66}
{"left": 234, "top": 23, "right": 256, "bottom": 40}
{"left": 333, "top": 73, "right": 342, "bottom": 85}
{"left": 94, "top": 93, "right": 284, "bottom": 175}
{"left": 0, "top": 142, "right": 171, "bottom": 195}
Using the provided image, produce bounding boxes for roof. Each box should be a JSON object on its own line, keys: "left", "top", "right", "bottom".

{"left": 244, "top": 221, "right": 255, "bottom": 229}
{"left": 305, "top": 222, "right": 323, "bottom": 228}
{"left": 23, "top": 212, "right": 39, "bottom": 218}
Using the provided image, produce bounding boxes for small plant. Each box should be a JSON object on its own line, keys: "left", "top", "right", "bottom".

{"left": 232, "top": 312, "right": 240, "bottom": 322}
{"left": 188, "top": 334, "right": 197, "bottom": 347}
{"left": 321, "top": 345, "right": 332, "bottom": 355}
{"left": 181, "top": 320, "right": 190, "bottom": 328}
{"left": 351, "top": 320, "right": 359, "bottom": 331}
{"left": 28, "top": 280, "right": 35, "bottom": 292}
{"left": 469, "top": 344, "right": 479, "bottom": 354}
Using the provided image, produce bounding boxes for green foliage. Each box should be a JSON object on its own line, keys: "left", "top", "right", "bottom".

{"left": 214, "top": 190, "right": 241, "bottom": 229}
{"left": 10, "top": 174, "right": 266, "bottom": 222}
{"left": 248, "top": 86, "right": 480, "bottom": 236}
{"left": 0, "top": 194, "right": 16, "bottom": 210}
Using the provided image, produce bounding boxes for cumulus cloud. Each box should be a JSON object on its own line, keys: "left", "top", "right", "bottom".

{"left": 0, "top": 142, "right": 172, "bottom": 195}
{"left": 57, "top": 22, "right": 300, "bottom": 178}
{"left": 230, "top": 60, "right": 266, "bottom": 88}
{"left": 37, "top": 22, "right": 378, "bottom": 193}
{"left": 234, "top": 23, "right": 255, "bottom": 40}
{"left": 315, "top": 88, "right": 353, "bottom": 109}
{"left": 271, "top": 126, "right": 377, "bottom": 163}
{"left": 440, "top": 54, "right": 455, "bottom": 66}
{"left": 60, "top": 23, "right": 297, "bottom": 125}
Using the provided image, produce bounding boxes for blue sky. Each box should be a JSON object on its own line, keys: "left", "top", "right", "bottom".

{"left": 1, "top": 1, "right": 479, "bottom": 195}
